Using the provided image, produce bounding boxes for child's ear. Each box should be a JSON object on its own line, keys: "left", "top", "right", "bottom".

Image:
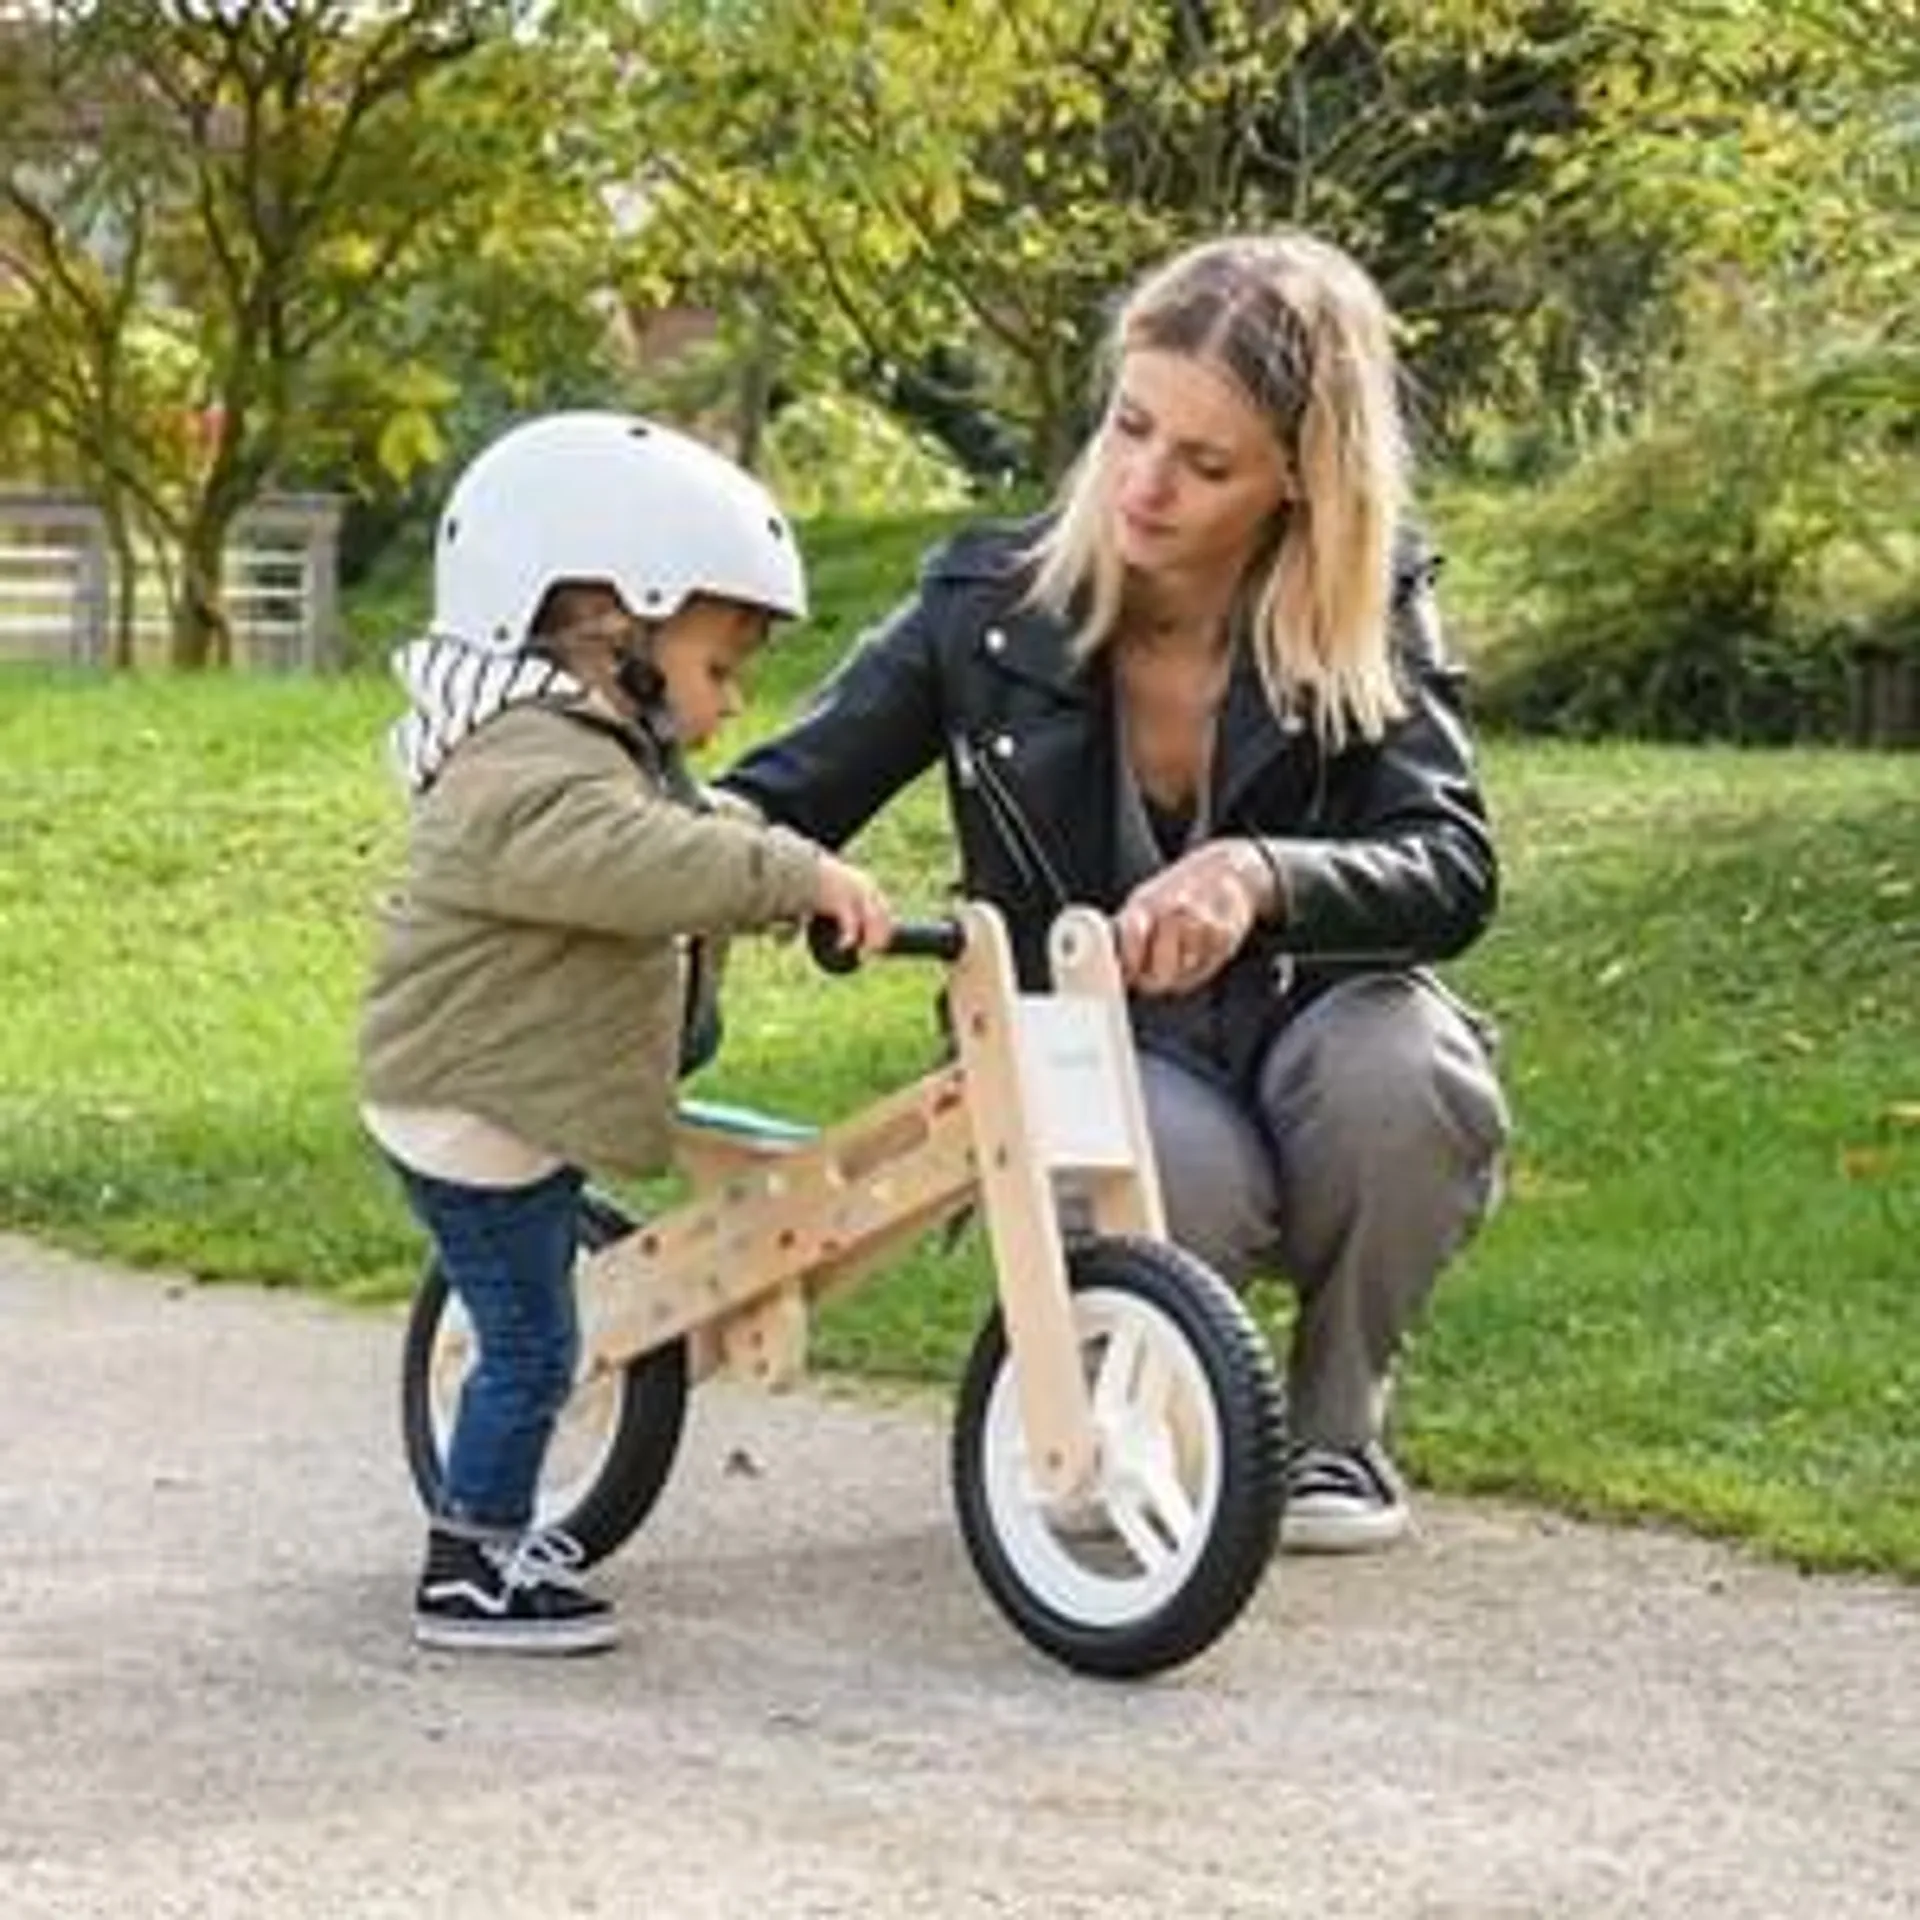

{"left": 614, "top": 645, "right": 666, "bottom": 711}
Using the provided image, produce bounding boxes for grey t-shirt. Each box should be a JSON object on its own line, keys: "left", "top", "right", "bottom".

{"left": 1111, "top": 703, "right": 1273, "bottom": 1090}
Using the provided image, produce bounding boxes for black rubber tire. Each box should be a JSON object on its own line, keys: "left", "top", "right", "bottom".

{"left": 951, "top": 1234, "right": 1285, "bottom": 1679}
{"left": 400, "top": 1190, "right": 689, "bottom": 1566}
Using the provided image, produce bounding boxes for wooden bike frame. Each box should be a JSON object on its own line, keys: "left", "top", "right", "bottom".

{"left": 575, "top": 902, "right": 1166, "bottom": 1501}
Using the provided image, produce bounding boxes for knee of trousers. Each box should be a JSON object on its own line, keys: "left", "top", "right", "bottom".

{"left": 477, "top": 1323, "right": 578, "bottom": 1427}
{"left": 1136, "top": 1051, "right": 1281, "bottom": 1286}
{"left": 1259, "top": 974, "right": 1510, "bottom": 1197}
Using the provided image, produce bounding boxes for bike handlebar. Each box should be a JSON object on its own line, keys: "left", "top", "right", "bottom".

{"left": 807, "top": 905, "right": 1421, "bottom": 981}
{"left": 806, "top": 914, "right": 966, "bottom": 975}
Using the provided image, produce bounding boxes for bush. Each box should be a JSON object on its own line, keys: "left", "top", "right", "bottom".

{"left": 761, "top": 390, "right": 974, "bottom": 520}
{"left": 1476, "top": 328, "right": 1917, "bottom": 743}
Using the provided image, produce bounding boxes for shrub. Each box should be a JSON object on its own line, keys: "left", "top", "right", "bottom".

{"left": 761, "top": 390, "right": 974, "bottom": 520}
{"left": 1476, "top": 327, "right": 1917, "bottom": 743}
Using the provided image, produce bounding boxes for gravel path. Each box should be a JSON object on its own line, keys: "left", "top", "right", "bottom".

{"left": 2, "top": 1231, "right": 1915, "bottom": 1918}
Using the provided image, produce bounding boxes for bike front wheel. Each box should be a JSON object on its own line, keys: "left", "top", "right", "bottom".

{"left": 951, "top": 1234, "right": 1285, "bottom": 1679}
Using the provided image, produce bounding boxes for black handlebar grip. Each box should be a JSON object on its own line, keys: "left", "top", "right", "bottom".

{"left": 806, "top": 915, "right": 864, "bottom": 974}
{"left": 887, "top": 918, "right": 967, "bottom": 962}
{"left": 805, "top": 915, "right": 967, "bottom": 974}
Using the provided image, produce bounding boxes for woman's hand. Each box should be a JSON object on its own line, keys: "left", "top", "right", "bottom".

{"left": 1115, "top": 839, "right": 1278, "bottom": 995}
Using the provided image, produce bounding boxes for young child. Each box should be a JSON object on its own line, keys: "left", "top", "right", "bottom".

{"left": 360, "top": 411, "right": 892, "bottom": 1656}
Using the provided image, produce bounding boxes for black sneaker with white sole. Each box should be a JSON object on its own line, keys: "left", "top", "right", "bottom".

{"left": 1279, "top": 1441, "right": 1412, "bottom": 1554}
{"left": 414, "top": 1526, "right": 618, "bottom": 1654}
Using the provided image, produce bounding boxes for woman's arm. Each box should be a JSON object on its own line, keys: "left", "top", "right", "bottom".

{"left": 1254, "top": 578, "right": 1498, "bottom": 963}
{"left": 719, "top": 588, "right": 950, "bottom": 850}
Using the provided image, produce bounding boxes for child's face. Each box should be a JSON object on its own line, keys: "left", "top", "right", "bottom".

{"left": 651, "top": 596, "right": 771, "bottom": 749}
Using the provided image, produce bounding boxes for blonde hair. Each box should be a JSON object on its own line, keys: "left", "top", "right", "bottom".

{"left": 1031, "top": 232, "right": 1410, "bottom": 751}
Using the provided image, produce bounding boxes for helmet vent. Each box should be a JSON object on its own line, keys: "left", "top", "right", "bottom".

{"left": 767, "top": 516, "right": 787, "bottom": 543}
{"left": 627, "top": 423, "right": 651, "bottom": 441}
{"left": 444, "top": 517, "right": 459, "bottom": 544}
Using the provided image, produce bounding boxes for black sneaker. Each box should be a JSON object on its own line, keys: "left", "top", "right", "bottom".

{"left": 413, "top": 1526, "right": 618, "bottom": 1654}
{"left": 1279, "top": 1441, "right": 1413, "bottom": 1554}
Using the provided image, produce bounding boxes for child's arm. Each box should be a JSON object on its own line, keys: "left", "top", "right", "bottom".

{"left": 421, "top": 713, "right": 886, "bottom": 950}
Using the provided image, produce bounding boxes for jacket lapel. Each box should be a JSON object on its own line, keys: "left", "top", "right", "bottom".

{"left": 1213, "top": 643, "right": 1311, "bottom": 825}
{"left": 960, "top": 600, "right": 1121, "bottom": 907}
{"left": 973, "top": 597, "right": 1093, "bottom": 702}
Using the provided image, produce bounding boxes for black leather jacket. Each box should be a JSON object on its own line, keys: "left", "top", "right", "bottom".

{"left": 724, "top": 518, "right": 1497, "bottom": 1076}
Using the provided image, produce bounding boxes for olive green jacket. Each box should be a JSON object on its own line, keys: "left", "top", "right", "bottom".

{"left": 359, "top": 698, "right": 820, "bottom": 1175}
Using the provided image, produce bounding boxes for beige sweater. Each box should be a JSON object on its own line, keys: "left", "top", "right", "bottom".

{"left": 359, "top": 700, "right": 820, "bottom": 1176}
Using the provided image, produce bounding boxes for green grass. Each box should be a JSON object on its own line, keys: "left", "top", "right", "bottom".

{"left": 1427, "top": 745, "right": 1919, "bottom": 1573}
{"left": 3, "top": 522, "right": 1917, "bottom": 1579}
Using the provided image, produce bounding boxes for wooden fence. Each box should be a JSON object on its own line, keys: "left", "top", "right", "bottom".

{"left": 0, "top": 492, "right": 343, "bottom": 670}
{"left": 1848, "top": 641, "right": 1920, "bottom": 750}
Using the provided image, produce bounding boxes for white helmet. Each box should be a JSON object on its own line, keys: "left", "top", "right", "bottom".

{"left": 431, "top": 410, "right": 806, "bottom": 653}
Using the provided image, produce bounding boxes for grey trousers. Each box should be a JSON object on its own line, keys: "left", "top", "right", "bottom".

{"left": 1136, "top": 973, "right": 1510, "bottom": 1450}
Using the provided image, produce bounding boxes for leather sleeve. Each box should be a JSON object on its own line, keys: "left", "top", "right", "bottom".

{"left": 1262, "top": 574, "right": 1499, "bottom": 964}
{"left": 721, "top": 588, "right": 951, "bottom": 851}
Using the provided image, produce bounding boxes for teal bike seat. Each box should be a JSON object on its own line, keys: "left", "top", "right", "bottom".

{"left": 675, "top": 1096, "right": 817, "bottom": 1145}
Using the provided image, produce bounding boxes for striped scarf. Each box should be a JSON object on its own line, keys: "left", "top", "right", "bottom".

{"left": 387, "top": 636, "right": 585, "bottom": 794}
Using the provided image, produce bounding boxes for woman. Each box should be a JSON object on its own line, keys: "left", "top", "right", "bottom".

{"left": 722, "top": 232, "right": 1509, "bottom": 1552}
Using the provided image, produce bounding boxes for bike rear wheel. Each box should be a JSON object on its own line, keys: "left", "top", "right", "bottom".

{"left": 399, "top": 1191, "right": 689, "bottom": 1564}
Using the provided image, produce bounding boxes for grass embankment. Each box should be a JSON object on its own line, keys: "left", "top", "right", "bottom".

{"left": 1, "top": 512, "right": 1915, "bottom": 1576}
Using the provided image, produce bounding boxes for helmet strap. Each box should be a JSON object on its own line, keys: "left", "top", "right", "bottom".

{"left": 613, "top": 638, "right": 666, "bottom": 716}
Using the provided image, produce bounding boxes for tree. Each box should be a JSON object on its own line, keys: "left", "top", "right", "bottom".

{"left": 1486, "top": 0, "right": 1920, "bottom": 435}
{"left": 598, "top": 0, "right": 1602, "bottom": 478}
{"left": 1470, "top": 1, "right": 1920, "bottom": 738}
{"left": 0, "top": 1, "right": 617, "bottom": 667}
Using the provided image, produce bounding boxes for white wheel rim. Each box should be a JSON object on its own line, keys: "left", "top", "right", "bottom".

{"left": 977, "top": 1284, "right": 1224, "bottom": 1630}
{"left": 427, "top": 1290, "right": 626, "bottom": 1528}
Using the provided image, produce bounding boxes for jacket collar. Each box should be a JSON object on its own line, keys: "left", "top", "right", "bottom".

{"left": 971, "top": 593, "right": 1096, "bottom": 703}
{"left": 970, "top": 588, "right": 1317, "bottom": 805}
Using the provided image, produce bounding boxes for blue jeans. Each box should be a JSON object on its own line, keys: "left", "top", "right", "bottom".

{"left": 392, "top": 1160, "right": 585, "bottom": 1533}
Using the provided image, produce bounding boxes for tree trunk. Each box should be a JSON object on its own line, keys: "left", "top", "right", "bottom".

{"left": 170, "top": 509, "right": 233, "bottom": 670}
{"left": 1031, "top": 338, "right": 1096, "bottom": 485}
{"left": 102, "top": 502, "right": 139, "bottom": 670}
{"left": 733, "top": 296, "right": 778, "bottom": 473}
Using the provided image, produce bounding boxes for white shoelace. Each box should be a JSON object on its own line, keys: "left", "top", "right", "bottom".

{"left": 488, "top": 1529, "right": 589, "bottom": 1593}
{"left": 1286, "top": 1444, "right": 1398, "bottom": 1506}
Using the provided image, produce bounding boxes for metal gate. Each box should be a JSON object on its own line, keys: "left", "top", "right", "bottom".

{"left": 0, "top": 492, "right": 343, "bottom": 670}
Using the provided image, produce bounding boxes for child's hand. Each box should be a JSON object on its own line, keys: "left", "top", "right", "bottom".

{"left": 813, "top": 853, "right": 894, "bottom": 958}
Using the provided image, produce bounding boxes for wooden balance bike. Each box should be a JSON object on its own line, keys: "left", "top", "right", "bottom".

{"left": 401, "top": 902, "right": 1285, "bottom": 1678}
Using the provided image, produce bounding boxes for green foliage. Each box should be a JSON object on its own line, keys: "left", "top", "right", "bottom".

{"left": 1561, "top": 0, "right": 1919, "bottom": 325}
{"left": 1476, "top": 0, "right": 1920, "bottom": 448}
{"left": 760, "top": 391, "right": 974, "bottom": 520}
{"left": 1465, "top": 0, "right": 1920, "bottom": 731}
{"left": 0, "top": 4, "right": 619, "bottom": 663}
{"left": 1474, "top": 317, "right": 1920, "bottom": 741}
{"left": 602, "top": 0, "right": 1165, "bottom": 475}
{"left": 601, "top": 0, "right": 1612, "bottom": 472}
